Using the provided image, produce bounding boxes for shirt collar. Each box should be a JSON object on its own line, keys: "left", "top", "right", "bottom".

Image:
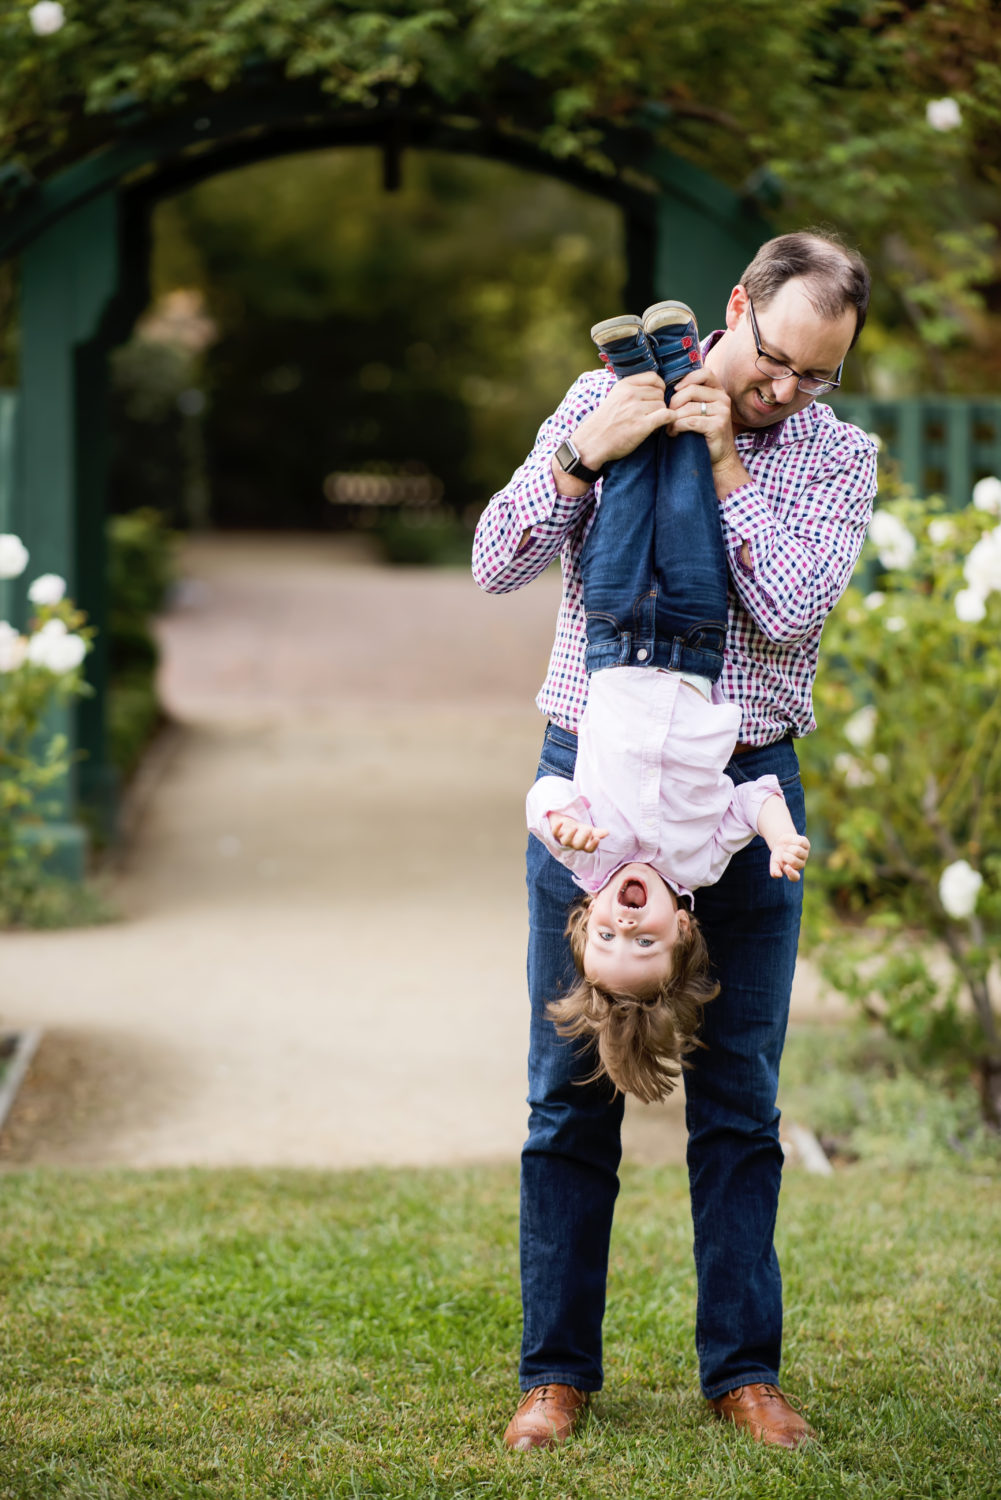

{"left": 702, "top": 329, "right": 826, "bottom": 452}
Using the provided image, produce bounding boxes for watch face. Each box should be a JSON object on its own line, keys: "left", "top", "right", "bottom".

{"left": 557, "top": 441, "right": 580, "bottom": 474}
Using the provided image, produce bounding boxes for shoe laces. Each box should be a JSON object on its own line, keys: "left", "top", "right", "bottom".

{"left": 743, "top": 1383, "right": 805, "bottom": 1414}
{"left": 522, "top": 1384, "right": 585, "bottom": 1406}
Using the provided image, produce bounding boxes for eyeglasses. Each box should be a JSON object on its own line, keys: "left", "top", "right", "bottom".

{"left": 746, "top": 297, "right": 843, "bottom": 397}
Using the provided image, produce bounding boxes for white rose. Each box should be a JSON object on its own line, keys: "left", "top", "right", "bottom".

{"left": 0, "top": 534, "right": 29, "bottom": 580}
{"left": 27, "top": 615, "right": 83, "bottom": 675}
{"left": 834, "top": 752, "right": 875, "bottom": 788}
{"left": 868, "top": 510, "right": 917, "bottom": 571}
{"left": 972, "top": 476, "right": 1001, "bottom": 515}
{"left": 27, "top": 572, "right": 66, "bottom": 606}
{"left": 926, "top": 97, "right": 962, "bottom": 131}
{"left": 843, "top": 704, "right": 876, "bottom": 749}
{"left": 0, "top": 621, "right": 27, "bottom": 672}
{"left": 939, "top": 859, "right": 982, "bottom": 920}
{"left": 26, "top": 617, "right": 86, "bottom": 672}
{"left": 864, "top": 591, "right": 885, "bottom": 610}
{"left": 27, "top": 617, "right": 65, "bottom": 664}
{"left": 28, "top": 2, "right": 65, "bottom": 35}
{"left": 927, "top": 519, "right": 955, "bottom": 546}
{"left": 963, "top": 526, "right": 1001, "bottom": 597}
{"left": 956, "top": 588, "right": 987, "bottom": 624}
{"left": 43, "top": 632, "right": 87, "bottom": 673}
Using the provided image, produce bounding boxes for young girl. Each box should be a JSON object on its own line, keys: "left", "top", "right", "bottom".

{"left": 526, "top": 302, "right": 809, "bottom": 1103}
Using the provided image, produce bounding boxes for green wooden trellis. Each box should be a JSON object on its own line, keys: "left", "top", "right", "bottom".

{"left": 0, "top": 88, "right": 775, "bottom": 871}
{"left": 833, "top": 396, "right": 1001, "bottom": 510}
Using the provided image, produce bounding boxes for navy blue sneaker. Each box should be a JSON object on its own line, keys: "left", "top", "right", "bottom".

{"left": 590, "top": 314, "right": 658, "bottom": 381}
{"left": 641, "top": 301, "right": 703, "bottom": 390}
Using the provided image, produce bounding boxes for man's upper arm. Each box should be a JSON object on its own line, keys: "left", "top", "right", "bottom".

{"left": 719, "top": 428, "right": 878, "bottom": 643}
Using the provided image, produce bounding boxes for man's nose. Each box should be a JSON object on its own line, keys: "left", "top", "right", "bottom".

{"left": 769, "top": 373, "right": 800, "bottom": 403}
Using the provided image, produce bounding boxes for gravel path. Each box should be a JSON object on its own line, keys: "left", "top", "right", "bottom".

{"left": 0, "top": 534, "right": 841, "bottom": 1169}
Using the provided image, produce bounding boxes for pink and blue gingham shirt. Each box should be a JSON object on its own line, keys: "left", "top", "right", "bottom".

{"left": 472, "top": 334, "right": 878, "bottom": 745}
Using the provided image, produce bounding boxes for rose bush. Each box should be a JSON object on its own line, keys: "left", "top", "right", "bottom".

{"left": 800, "top": 486, "right": 1001, "bottom": 1126}
{"left": 0, "top": 534, "right": 93, "bottom": 922}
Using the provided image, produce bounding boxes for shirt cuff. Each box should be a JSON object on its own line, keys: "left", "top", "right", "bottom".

{"left": 720, "top": 483, "right": 774, "bottom": 571}
{"left": 515, "top": 460, "right": 595, "bottom": 542}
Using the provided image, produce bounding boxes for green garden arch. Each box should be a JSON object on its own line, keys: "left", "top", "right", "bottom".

{"left": 0, "top": 81, "right": 772, "bottom": 869}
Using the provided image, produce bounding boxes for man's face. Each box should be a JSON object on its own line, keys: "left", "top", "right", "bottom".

{"left": 706, "top": 277, "right": 856, "bottom": 435}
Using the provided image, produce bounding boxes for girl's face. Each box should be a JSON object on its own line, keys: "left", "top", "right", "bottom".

{"left": 584, "top": 863, "right": 689, "bottom": 998}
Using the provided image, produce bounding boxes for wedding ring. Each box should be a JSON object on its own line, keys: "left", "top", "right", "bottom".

{"left": 700, "top": 402, "right": 708, "bottom": 417}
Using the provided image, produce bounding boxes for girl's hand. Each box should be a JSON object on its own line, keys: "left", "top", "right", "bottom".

{"left": 548, "top": 813, "right": 609, "bottom": 853}
{"left": 769, "top": 834, "right": 811, "bottom": 881}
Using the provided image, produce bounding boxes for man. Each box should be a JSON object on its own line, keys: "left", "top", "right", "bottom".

{"left": 472, "top": 231, "right": 877, "bottom": 1451}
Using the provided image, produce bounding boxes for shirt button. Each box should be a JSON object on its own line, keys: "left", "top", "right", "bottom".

{"left": 636, "top": 648, "right": 648, "bottom": 661}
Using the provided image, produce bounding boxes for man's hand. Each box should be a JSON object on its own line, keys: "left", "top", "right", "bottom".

{"left": 552, "top": 373, "right": 672, "bottom": 496}
{"left": 769, "top": 834, "right": 811, "bottom": 882}
{"left": 664, "top": 368, "right": 750, "bottom": 500}
{"left": 547, "top": 812, "right": 609, "bottom": 853}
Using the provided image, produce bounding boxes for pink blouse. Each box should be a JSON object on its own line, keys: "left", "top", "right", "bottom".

{"left": 526, "top": 668, "right": 782, "bottom": 904}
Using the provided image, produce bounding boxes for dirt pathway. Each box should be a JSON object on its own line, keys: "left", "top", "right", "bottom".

{"left": 0, "top": 534, "right": 840, "bottom": 1169}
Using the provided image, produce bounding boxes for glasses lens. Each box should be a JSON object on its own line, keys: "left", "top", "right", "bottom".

{"left": 798, "top": 377, "right": 835, "bottom": 396}
{"left": 755, "top": 354, "right": 794, "bottom": 380}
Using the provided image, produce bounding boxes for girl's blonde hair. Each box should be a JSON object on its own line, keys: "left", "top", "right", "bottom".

{"left": 547, "top": 898, "right": 719, "bottom": 1104}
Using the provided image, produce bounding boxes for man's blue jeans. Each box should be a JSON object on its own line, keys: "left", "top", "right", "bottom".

{"left": 521, "top": 725, "right": 806, "bottom": 1397}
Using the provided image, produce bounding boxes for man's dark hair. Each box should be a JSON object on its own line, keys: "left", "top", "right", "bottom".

{"left": 741, "top": 230, "right": 871, "bottom": 349}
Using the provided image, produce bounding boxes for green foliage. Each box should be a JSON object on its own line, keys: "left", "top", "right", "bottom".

{"left": 372, "top": 506, "right": 471, "bottom": 566}
{"left": 105, "top": 507, "right": 177, "bottom": 780}
{"left": 109, "top": 336, "right": 195, "bottom": 526}
{"left": 106, "top": 506, "right": 177, "bottom": 671}
{"left": 801, "top": 484, "right": 1001, "bottom": 1121}
{"left": 0, "top": 511, "right": 170, "bottom": 921}
{"left": 0, "top": 586, "right": 93, "bottom": 924}
{"left": 780, "top": 1025, "right": 1001, "bottom": 1172}
{"left": 2, "top": 1, "right": 1000, "bottom": 388}
{"left": 147, "top": 148, "right": 622, "bottom": 527}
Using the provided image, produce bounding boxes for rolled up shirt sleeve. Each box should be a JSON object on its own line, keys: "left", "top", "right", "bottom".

{"left": 700, "top": 774, "right": 784, "bottom": 885}
{"left": 719, "top": 431, "right": 878, "bottom": 644}
{"left": 472, "top": 371, "right": 613, "bottom": 595}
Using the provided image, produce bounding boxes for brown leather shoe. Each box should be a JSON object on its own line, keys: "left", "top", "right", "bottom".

{"left": 708, "top": 1383, "right": 816, "bottom": 1449}
{"left": 503, "top": 1384, "right": 590, "bottom": 1451}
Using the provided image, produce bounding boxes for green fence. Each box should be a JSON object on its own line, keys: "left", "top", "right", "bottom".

{"left": 832, "top": 395, "right": 1001, "bottom": 510}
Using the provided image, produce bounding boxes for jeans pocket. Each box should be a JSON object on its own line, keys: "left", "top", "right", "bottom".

{"left": 537, "top": 724, "right": 578, "bottom": 782}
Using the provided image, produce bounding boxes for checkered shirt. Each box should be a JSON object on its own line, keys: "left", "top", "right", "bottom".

{"left": 472, "top": 338, "right": 878, "bottom": 745}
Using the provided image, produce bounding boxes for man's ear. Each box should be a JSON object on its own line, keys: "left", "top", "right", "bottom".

{"left": 725, "top": 283, "right": 749, "bottom": 332}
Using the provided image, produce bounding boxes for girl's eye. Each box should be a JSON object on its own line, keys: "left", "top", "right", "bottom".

{"left": 598, "top": 929, "right": 614, "bottom": 941}
{"left": 636, "top": 937, "right": 654, "bottom": 948}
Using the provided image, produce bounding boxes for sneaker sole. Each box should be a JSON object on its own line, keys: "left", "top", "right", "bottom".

{"left": 590, "top": 314, "right": 644, "bottom": 346}
{"left": 642, "top": 300, "right": 698, "bottom": 334}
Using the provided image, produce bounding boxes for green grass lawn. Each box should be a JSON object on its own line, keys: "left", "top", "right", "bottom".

{"left": 1, "top": 1162, "right": 999, "bottom": 1499}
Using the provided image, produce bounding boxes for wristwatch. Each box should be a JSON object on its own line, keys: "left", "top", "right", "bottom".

{"left": 555, "top": 438, "right": 602, "bottom": 485}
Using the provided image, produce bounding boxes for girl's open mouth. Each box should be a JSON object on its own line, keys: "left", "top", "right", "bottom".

{"left": 618, "top": 877, "right": 647, "bottom": 909}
